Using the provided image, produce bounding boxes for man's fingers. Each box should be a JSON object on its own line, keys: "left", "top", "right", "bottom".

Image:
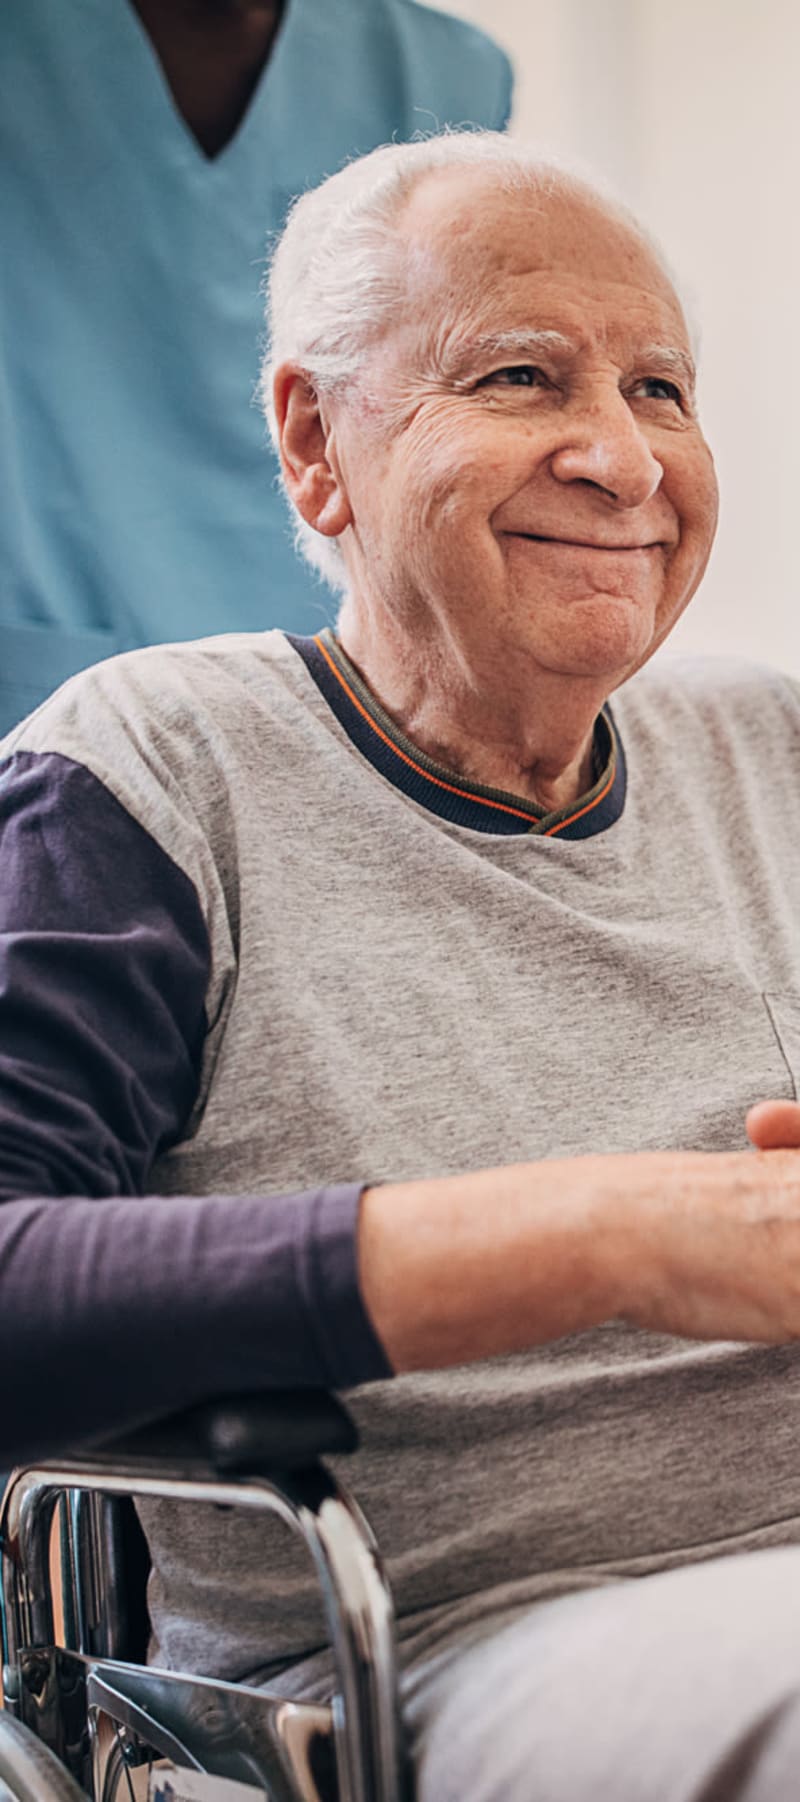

{"left": 746, "top": 1100, "right": 800, "bottom": 1149}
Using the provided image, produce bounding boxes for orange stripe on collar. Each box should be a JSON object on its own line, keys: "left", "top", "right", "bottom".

{"left": 314, "top": 634, "right": 543, "bottom": 823}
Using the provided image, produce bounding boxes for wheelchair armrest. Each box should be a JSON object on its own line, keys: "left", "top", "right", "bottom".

{"left": 78, "top": 1388, "right": 359, "bottom": 1478}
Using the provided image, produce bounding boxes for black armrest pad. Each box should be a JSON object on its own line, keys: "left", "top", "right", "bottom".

{"left": 76, "top": 1389, "right": 358, "bottom": 1476}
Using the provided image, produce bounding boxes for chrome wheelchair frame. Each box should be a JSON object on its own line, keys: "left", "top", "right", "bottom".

{"left": 0, "top": 1392, "right": 411, "bottom": 1802}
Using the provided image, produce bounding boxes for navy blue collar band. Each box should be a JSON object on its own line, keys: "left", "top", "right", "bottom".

{"left": 286, "top": 628, "right": 627, "bottom": 839}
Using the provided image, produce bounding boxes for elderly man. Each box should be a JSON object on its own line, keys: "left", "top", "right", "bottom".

{"left": 3, "top": 131, "right": 800, "bottom": 1800}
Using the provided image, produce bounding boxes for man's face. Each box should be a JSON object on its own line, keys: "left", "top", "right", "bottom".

{"left": 331, "top": 170, "right": 719, "bottom": 688}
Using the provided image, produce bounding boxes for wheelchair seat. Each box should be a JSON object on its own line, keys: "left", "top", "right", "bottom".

{"left": 0, "top": 1391, "right": 411, "bottom": 1802}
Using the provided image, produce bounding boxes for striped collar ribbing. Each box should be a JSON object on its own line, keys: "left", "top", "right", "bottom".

{"left": 286, "top": 628, "right": 626, "bottom": 839}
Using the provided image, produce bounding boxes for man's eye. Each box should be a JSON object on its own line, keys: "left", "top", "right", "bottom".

{"left": 480, "top": 365, "right": 546, "bottom": 389}
{"left": 635, "top": 376, "right": 683, "bottom": 405}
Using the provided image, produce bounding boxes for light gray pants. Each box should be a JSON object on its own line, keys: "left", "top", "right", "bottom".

{"left": 406, "top": 1547, "right": 800, "bottom": 1802}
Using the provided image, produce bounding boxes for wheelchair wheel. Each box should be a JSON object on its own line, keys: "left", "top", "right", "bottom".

{"left": 98, "top": 1732, "right": 160, "bottom": 1802}
{"left": 98, "top": 1738, "right": 125, "bottom": 1802}
{"left": 98, "top": 1736, "right": 137, "bottom": 1802}
{"left": 0, "top": 1711, "right": 87, "bottom": 1800}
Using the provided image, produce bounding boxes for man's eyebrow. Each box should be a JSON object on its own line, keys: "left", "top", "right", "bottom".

{"left": 427, "top": 330, "right": 697, "bottom": 393}
{"left": 636, "top": 343, "right": 697, "bottom": 392}
{"left": 430, "top": 328, "right": 576, "bottom": 381}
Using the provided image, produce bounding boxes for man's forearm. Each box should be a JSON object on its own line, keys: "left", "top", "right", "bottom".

{"left": 357, "top": 1139, "right": 800, "bottom": 1371}
{"left": 357, "top": 1156, "right": 626, "bottom": 1371}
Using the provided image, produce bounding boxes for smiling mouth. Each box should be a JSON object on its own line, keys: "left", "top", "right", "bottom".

{"left": 512, "top": 533, "right": 663, "bottom": 551}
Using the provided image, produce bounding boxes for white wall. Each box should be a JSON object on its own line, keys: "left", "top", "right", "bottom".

{"left": 436, "top": 0, "right": 800, "bottom": 673}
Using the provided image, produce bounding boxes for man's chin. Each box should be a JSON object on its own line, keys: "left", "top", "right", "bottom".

{"left": 519, "top": 594, "right": 660, "bottom": 683}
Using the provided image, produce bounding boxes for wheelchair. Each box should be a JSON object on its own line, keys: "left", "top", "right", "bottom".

{"left": 0, "top": 1390, "right": 411, "bottom": 1802}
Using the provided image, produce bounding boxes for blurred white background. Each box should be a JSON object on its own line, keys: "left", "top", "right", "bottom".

{"left": 436, "top": 0, "right": 800, "bottom": 673}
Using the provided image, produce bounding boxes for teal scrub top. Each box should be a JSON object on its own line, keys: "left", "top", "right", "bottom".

{"left": 0, "top": 0, "right": 512, "bottom": 732}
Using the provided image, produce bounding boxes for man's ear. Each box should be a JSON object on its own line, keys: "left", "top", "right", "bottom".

{"left": 273, "top": 363, "right": 352, "bottom": 538}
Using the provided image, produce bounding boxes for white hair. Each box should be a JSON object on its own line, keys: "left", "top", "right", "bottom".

{"left": 259, "top": 130, "right": 693, "bottom": 597}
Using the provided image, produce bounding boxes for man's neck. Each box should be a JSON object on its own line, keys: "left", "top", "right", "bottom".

{"left": 334, "top": 618, "right": 605, "bottom": 815}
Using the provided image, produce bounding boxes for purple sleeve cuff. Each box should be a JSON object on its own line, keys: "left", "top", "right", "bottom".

{"left": 299, "top": 1183, "right": 392, "bottom": 1391}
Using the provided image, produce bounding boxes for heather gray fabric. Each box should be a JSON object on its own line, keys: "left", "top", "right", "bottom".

{"left": 12, "top": 630, "right": 800, "bottom": 1686}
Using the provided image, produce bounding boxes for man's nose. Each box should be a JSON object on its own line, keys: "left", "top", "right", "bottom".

{"left": 548, "top": 390, "right": 663, "bottom": 509}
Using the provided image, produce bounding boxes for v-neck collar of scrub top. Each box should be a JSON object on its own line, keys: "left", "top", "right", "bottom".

{"left": 116, "top": 0, "right": 297, "bottom": 176}
{"left": 98, "top": 0, "right": 412, "bottom": 192}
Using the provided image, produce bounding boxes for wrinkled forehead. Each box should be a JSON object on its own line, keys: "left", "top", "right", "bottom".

{"left": 387, "top": 167, "right": 689, "bottom": 364}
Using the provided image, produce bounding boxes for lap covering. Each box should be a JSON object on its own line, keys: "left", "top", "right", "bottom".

{"left": 411, "top": 1547, "right": 800, "bottom": 1802}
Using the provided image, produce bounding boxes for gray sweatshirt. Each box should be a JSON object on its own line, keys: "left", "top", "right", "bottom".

{"left": 3, "top": 628, "right": 800, "bottom": 1684}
